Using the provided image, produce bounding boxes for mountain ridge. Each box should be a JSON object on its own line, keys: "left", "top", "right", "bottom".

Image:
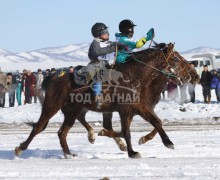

{"left": 1, "top": 44, "right": 220, "bottom": 63}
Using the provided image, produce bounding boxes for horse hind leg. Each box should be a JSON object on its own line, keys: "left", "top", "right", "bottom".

{"left": 100, "top": 112, "right": 127, "bottom": 152}
{"left": 58, "top": 106, "right": 82, "bottom": 158}
{"left": 113, "top": 137, "right": 127, "bottom": 152}
{"left": 77, "top": 108, "right": 95, "bottom": 144}
{"left": 119, "top": 111, "right": 141, "bottom": 158}
{"left": 78, "top": 110, "right": 127, "bottom": 152}
{"left": 139, "top": 128, "right": 157, "bottom": 145}
{"left": 98, "top": 130, "right": 127, "bottom": 151}
{"left": 15, "top": 107, "right": 60, "bottom": 156}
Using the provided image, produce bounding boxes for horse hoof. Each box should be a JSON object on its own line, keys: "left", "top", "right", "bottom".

{"left": 88, "top": 131, "right": 95, "bottom": 144}
{"left": 15, "top": 147, "right": 22, "bottom": 156}
{"left": 163, "top": 138, "right": 175, "bottom": 149}
{"left": 98, "top": 129, "right": 107, "bottom": 136}
{"left": 131, "top": 152, "right": 142, "bottom": 158}
{"left": 113, "top": 137, "right": 127, "bottom": 152}
{"left": 64, "top": 153, "right": 77, "bottom": 159}
{"left": 138, "top": 137, "right": 146, "bottom": 145}
{"left": 166, "top": 144, "right": 174, "bottom": 149}
{"left": 119, "top": 145, "right": 127, "bottom": 152}
{"left": 88, "top": 137, "right": 95, "bottom": 144}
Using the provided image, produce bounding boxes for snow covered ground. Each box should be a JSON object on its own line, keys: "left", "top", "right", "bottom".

{"left": 0, "top": 128, "right": 220, "bottom": 179}
{"left": 0, "top": 83, "right": 220, "bottom": 179}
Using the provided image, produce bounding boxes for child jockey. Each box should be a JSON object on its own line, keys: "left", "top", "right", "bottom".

{"left": 88, "top": 22, "right": 126, "bottom": 109}
{"left": 115, "top": 19, "right": 154, "bottom": 64}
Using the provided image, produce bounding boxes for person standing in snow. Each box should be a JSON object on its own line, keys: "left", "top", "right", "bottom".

{"left": 188, "top": 63, "right": 196, "bottom": 103}
{"left": 21, "top": 69, "right": 27, "bottom": 104}
{"left": 25, "top": 70, "right": 36, "bottom": 104}
{"left": 35, "top": 68, "right": 44, "bottom": 104}
{"left": 0, "top": 85, "right": 6, "bottom": 108}
{"left": 210, "top": 69, "right": 220, "bottom": 103}
{"left": 6, "top": 73, "right": 17, "bottom": 107}
{"left": 36, "top": 68, "right": 44, "bottom": 90}
{"left": 200, "top": 65, "right": 212, "bottom": 104}
{"left": 179, "top": 83, "right": 188, "bottom": 104}
{"left": 15, "top": 71, "right": 22, "bottom": 106}
{"left": 167, "top": 79, "right": 178, "bottom": 101}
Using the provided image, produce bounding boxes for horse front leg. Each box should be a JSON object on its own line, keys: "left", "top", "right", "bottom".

{"left": 15, "top": 106, "right": 61, "bottom": 156}
{"left": 119, "top": 111, "right": 141, "bottom": 158}
{"left": 76, "top": 108, "right": 95, "bottom": 144}
{"left": 140, "top": 108, "right": 174, "bottom": 149}
{"left": 138, "top": 128, "right": 157, "bottom": 145}
{"left": 15, "top": 85, "right": 68, "bottom": 156}
{"left": 100, "top": 112, "right": 127, "bottom": 151}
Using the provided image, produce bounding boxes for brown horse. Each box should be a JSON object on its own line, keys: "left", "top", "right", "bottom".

{"left": 15, "top": 43, "right": 199, "bottom": 158}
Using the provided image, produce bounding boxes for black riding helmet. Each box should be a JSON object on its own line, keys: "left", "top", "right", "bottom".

{"left": 119, "top": 19, "right": 136, "bottom": 34}
{"left": 91, "top": 23, "right": 108, "bottom": 37}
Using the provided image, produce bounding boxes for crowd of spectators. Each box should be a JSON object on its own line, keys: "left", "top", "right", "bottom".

{"left": 164, "top": 64, "right": 220, "bottom": 104}
{"left": 0, "top": 66, "right": 74, "bottom": 108}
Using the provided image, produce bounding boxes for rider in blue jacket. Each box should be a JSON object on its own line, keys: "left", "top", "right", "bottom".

{"left": 115, "top": 19, "right": 154, "bottom": 64}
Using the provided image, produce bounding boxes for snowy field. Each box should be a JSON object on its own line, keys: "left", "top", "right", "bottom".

{"left": 1, "top": 82, "right": 220, "bottom": 179}
{"left": 0, "top": 127, "right": 220, "bottom": 179}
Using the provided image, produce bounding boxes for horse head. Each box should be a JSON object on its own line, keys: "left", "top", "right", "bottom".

{"left": 0, "top": 71, "right": 12, "bottom": 90}
{"left": 158, "top": 42, "right": 200, "bottom": 85}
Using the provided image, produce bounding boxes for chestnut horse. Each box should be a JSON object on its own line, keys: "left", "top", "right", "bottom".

{"left": 15, "top": 43, "right": 199, "bottom": 158}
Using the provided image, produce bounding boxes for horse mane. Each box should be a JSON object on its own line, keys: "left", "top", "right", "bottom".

{"left": 132, "top": 42, "right": 168, "bottom": 59}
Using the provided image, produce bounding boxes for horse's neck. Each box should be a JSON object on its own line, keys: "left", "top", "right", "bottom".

{"left": 119, "top": 53, "right": 168, "bottom": 98}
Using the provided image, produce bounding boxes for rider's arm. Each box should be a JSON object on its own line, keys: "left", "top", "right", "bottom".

{"left": 136, "top": 37, "right": 147, "bottom": 48}
{"left": 89, "top": 40, "right": 116, "bottom": 56}
{"left": 119, "top": 36, "right": 146, "bottom": 49}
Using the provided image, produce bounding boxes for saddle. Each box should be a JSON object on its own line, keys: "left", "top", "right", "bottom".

{"left": 73, "top": 61, "right": 111, "bottom": 86}
{"left": 73, "top": 66, "right": 89, "bottom": 86}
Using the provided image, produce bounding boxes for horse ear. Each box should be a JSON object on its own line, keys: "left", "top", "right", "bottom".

{"left": 166, "top": 43, "right": 174, "bottom": 53}
{"left": 152, "top": 41, "right": 159, "bottom": 48}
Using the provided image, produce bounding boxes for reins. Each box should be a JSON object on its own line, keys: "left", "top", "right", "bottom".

{"left": 132, "top": 57, "right": 178, "bottom": 78}
{"left": 129, "top": 39, "right": 179, "bottom": 79}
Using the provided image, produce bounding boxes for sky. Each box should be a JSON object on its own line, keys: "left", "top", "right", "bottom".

{"left": 0, "top": 0, "right": 220, "bottom": 53}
